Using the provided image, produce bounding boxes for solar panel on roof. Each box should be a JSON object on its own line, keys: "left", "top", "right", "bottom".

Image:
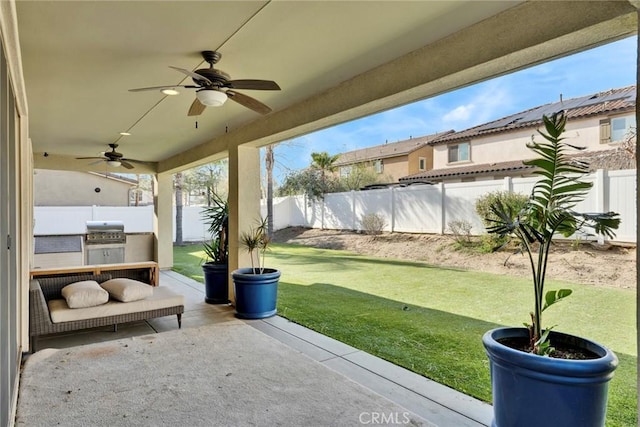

{"left": 480, "top": 88, "right": 634, "bottom": 132}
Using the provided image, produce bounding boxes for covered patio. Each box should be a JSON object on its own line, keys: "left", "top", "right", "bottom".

{"left": 0, "top": 1, "right": 637, "bottom": 425}
{"left": 18, "top": 270, "right": 491, "bottom": 426}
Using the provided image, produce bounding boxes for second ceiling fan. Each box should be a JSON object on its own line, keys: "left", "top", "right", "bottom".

{"left": 129, "top": 50, "right": 281, "bottom": 116}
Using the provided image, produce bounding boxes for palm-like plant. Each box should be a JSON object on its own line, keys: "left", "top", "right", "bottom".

{"left": 201, "top": 194, "right": 229, "bottom": 264}
{"left": 239, "top": 217, "right": 271, "bottom": 274}
{"left": 486, "top": 111, "right": 620, "bottom": 355}
{"left": 311, "top": 152, "right": 340, "bottom": 180}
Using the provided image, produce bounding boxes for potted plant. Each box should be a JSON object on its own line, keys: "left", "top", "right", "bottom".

{"left": 482, "top": 111, "right": 621, "bottom": 427}
{"left": 201, "top": 194, "right": 229, "bottom": 304}
{"left": 231, "top": 217, "right": 280, "bottom": 319}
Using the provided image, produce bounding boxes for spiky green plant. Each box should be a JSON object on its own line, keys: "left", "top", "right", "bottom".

{"left": 200, "top": 194, "right": 229, "bottom": 264}
{"left": 239, "top": 217, "right": 271, "bottom": 274}
{"left": 486, "top": 111, "right": 620, "bottom": 355}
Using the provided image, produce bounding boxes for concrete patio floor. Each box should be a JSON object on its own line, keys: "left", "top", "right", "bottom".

{"left": 25, "top": 270, "right": 493, "bottom": 427}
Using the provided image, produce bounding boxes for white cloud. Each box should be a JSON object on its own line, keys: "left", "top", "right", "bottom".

{"left": 443, "top": 104, "right": 474, "bottom": 123}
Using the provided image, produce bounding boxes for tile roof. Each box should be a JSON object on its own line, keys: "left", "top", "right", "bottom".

{"left": 400, "top": 159, "right": 534, "bottom": 182}
{"left": 334, "top": 131, "right": 453, "bottom": 166}
{"left": 429, "top": 85, "right": 636, "bottom": 145}
{"left": 400, "top": 149, "right": 634, "bottom": 182}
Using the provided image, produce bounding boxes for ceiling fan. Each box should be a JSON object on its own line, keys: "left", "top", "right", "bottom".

{"left": 129, "top": 50, "right": 281, "bottom": 116}
{"left": 76, "top": 144, "right": 148, "bottom": 170}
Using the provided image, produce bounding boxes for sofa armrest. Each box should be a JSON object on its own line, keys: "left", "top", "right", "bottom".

{"left": 29, "top": 279, "right": 54, "bottom": 338}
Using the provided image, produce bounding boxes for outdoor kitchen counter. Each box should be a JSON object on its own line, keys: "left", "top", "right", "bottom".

{"left": 30, "top": 261, "right": 159, "bottom": 287}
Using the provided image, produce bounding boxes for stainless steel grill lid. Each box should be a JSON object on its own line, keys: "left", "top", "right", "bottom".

{"left": 85, "top": 220, "right": 125, "bottom": 232}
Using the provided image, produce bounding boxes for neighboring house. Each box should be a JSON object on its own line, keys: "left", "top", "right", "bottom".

{"left": 34, "top": 170, "right": 140, "bottom": 206}
{"left": 400, "top": 85, "right": 636, "bottom": 183}
{"left": 334, "top": 132, "right": 453, "bottom": 183}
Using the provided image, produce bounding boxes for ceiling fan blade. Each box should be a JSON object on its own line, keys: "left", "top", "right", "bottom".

{"left": 188, "top": 98, "right": 206, "bottom": 116}
{"left": 121, "top": 158, "right": 153, "bottom": 165}
{"left": 128, "top": 85, "right": 199, "bottom": 93}
{"left": 76, "top": 156, "right": 105, "bottom": 160}
{"left": 120, "top": 160, "right": 135, "bottom": 170}
{"left": 169, "top": 66, "right": 213, "bottom": 85}
{"left": 227, "top": 90, "right": 272, "bottom": 115}
{"left": 226, "top": 80, "right": 281, "bottom": 91}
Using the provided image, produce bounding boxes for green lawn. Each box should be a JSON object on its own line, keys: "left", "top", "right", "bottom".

{"left": 173, "top": 242, "right": 637, "bottom": 427}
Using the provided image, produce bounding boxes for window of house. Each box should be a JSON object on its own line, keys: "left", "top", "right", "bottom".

{"left": 340, "top": 166, "right": 352, "bottom": 178}
{"left": 601, "top": 115, "right": 636, "bottom": 144}
{"left": 611, "top": 115, "right": 636, "bottom": 142}
{"left": 373, "top": 159, "right": 383, "bottom": 174}
{"left": 448, "top": 142, "right": 470, "bottom": 163}
{"left": 418, "top": 157, "right": 426, "bottom": 171}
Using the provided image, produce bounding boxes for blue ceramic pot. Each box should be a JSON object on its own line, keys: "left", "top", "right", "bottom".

{"left": 482, "top": 327, "right": 618, "bottom": 427}
{"left": 202, "top": 262, "right": 229, "bottom": 304}
{"left": 231, "top": 268, "right": 280, "bottom": 319}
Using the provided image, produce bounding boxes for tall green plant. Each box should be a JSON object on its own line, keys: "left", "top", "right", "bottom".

{"left": 201, "top": 194, "right": 229, "bottom": 264}
{"left": 486, "top": 111, "right": 620, "bottom": 355}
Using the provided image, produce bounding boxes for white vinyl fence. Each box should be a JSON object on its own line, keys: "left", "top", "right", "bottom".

{"left": 34, "top": 169, "right": 637, "bottom": 244}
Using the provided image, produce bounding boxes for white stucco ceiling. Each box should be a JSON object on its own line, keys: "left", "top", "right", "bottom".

{"left": 16, "top": 1, "right": 636, "bottom": 174}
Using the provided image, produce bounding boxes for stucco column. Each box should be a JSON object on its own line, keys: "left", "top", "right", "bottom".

{"left": 154, "top": 172, "right": 173, "bottom": 269}
{"left": 228, "top": 145, "right": 261, "bottom": 302}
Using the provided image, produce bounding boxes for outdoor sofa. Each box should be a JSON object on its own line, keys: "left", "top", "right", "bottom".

{"left": 29, "top": 262, "right": 184, "bottom": 352}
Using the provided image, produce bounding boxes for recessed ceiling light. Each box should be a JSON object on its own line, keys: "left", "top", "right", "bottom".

{"left": 161, "top": 88, "right": 180, "bottom": 96}
{"left": 119, "top": 132, "right": 131, "bottom": 136}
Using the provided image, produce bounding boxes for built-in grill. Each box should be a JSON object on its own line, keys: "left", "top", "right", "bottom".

{"left": 85, "top": 221, "right": 126, "bottom": 264}
{"left": 85, "top": 220, "right": 126, "bottom": 244}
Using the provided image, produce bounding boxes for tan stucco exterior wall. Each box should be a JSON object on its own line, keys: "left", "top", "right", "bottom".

{"left": 34, "top": 170, "right": 133, "bottom": 206}
{"left": 407, "top": 146, "right": 433, "bottom": 176}
{"left": 432, "top": 115, "right": 632, "bottom": 169}
{"left": 379, "top": 156, "right": 408, "bottom": 182}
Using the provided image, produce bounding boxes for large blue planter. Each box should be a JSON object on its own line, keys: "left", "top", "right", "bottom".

{"left": 231, "top": 268, "right": 280, "bottom": 319}
{"left": 202, "top": 262, "right": 229, "bottom": 304}
{"left": 482, "top": 327, "right": 618, "bottom": 427}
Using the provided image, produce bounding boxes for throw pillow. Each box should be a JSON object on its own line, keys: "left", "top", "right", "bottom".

{"left": 100, "top": 278, "right": 153, "bottom": 302}
{"left": 61, "top": 280, "right": 109, "bottom": 309}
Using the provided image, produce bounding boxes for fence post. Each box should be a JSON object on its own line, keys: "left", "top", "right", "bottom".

{"left": 503, "top": 176, "right": 512, "bottom": 193}
{"left": 594, "top": 169, "right": 606, "bottom": 244}
{"left": 439, "top": 182, "right": 446, "bottom": 235}
{"left": 351, "top": 190, "right": 357, "bottom": 230}
{"left": 303, "top": 194, "right": 308, "bottom": 227}
{"left": 390, "top": 186, "right": 395, "bottom": 233}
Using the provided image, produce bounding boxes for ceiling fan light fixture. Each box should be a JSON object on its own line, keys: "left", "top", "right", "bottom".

{"left": 161, "top": 88, "right": 180, "bottom": 96}
{"left": 107, "top": 160, "right": 121, "bottom": 167}
{"left": 196, "top": 89, "right": 227, "bottom": 107}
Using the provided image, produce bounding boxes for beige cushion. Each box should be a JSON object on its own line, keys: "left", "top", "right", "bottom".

{"left": 100, "top": 278, "right": 153, "bottom": 302}
{"left": 61, "top": 280, "right": 109, "bottom": 309}
{"left": 48, "top": 286, "right": 184, "bottom": 323}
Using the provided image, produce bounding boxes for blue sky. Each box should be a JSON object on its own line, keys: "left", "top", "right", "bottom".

{"left": 268, "top": 36, "right": 636, "bottom": 183}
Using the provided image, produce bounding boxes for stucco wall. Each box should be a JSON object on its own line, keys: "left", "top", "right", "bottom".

{"left": 407, "top": 146, "right": 433, "bottom": 175}
{"left": 433, "top": 115, "right": 631, "bottom": 169}
{"left": 380, "top": 156, "right": 409, "bottom": 182}
{"left": 34, "top": 170, "right": 133, "bottom": 206}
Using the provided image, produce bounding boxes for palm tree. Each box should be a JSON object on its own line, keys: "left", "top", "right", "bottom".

{"left": 310, "top": 151, "right": 340, "bottom": 185}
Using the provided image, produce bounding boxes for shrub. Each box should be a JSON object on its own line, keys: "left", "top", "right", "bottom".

{"left": 360, "top": 213, "right": 386, "bottom": 235}
{"left": 475, "top": 191, "right": 528, "bottom": 249}
{"left": 447, "top": 219, "right": 473, "bottom": 246}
